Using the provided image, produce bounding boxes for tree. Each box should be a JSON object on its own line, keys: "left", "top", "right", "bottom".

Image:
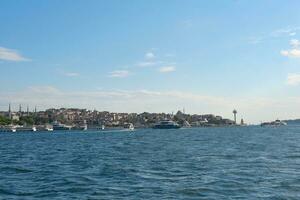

{"left": 0, "top": 116, "right": 11, "bottom": 125}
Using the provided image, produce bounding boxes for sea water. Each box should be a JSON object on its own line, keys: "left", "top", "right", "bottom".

{"left": 1, "top": 126, "right": 300, "bottom": 199}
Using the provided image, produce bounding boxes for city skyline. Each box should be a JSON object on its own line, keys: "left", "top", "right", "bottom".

{"left": 1, "top": 1, "right": 300, "bottom": 123}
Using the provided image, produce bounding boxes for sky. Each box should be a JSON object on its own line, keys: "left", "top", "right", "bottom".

{"left": 1, "top": 0, "right": 300, "bottom": 123}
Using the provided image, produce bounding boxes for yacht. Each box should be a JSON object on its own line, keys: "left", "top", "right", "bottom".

{"left": 124, "top": 123, "right": 134, "bottom": 131}
{"left": 46, "top": 127, "right": 54, "bottom": 131}
{"left": 261, "top": 119, "right": 287, "bottom": 127}
{"left": 153, "top": 120, "right": 181, "bottom": 129}
{"left": 45, "top": 124, "right": 53, "bottom": 131}
{"left": 52, "top": 121, "right": 72, "bottom": 131}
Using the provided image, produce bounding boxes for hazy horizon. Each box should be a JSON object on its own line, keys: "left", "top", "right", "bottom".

{"left": 1, "top": 0, "right": 300, "bottom": 123}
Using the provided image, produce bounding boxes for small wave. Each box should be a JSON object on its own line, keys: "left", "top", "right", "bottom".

{"left": 1, "top": 166, "right": 33, "bottom": 173}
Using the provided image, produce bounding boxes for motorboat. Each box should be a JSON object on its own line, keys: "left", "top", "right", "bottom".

{"left": 124, "top": 123, "right": 134, "bottom": 131}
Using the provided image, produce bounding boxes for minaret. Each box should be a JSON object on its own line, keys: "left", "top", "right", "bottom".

{"left": 233, "top": 109, "right": 237, "bottom": 124}
{"left": 8, "top": 103, "right": 12, "bottom": 119}
{"left": 27, "top": 105, "right": 29, "bottom": 115}
{"left": 19, "top": 104, "right": 22, "bottom": 113}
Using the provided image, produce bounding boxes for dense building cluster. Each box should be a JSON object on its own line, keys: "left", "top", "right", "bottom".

{"left": 0, "top": 104, "right": 235, "bottom": 127}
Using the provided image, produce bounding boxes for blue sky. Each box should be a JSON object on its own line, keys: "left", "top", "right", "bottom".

{"left": 1, "top": 0, "right": 300, "bottom": 123}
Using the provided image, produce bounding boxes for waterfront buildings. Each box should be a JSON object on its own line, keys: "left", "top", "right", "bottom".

{"left": 1, "top": 104, "right": 236, "bottom": 128}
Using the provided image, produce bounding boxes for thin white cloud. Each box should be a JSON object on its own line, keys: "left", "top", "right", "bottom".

{"left": 281, "top": 49, "right": 300, "bottom": 58}
{"left": 136, "top": 61, "right": 157, "bottom": 67}
{"left": 0, "top": 46, "right": 30, "bottom": 61}
{"left": 159, "top": 66, "right": 176, "bottom": 73}
{"left": 290, "top": 39, "right": 300, "bottom": 47}
{"left": 287, "top": 73, "right": 300, "bottom": 86}
{"left": 145, "top": 52, "right": 155, "bottom": 59}
{"left": 27, "top": 86, "right": 61, "bottom": 94}
{"left": 108, "top": 70, "right": 130, "bottom": 78}
{"left": 249, "top": 26, "right": 300, "bottom": 44}
{"left": 65, "top": 72, "right": 79, "bottom": 77}
{"left": 271, "top": 26, "right": 300, "bottom": 37}
{"left": 248, "top": 36, "right": 263, "bottom": 44}
{"left": 281, "top": 39, "right": 300, "bottom": 58}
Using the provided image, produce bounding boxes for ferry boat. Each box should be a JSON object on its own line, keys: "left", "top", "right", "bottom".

{"left": 52, "top": 121, "right": 72, "bottom": 131}
{"left": 0, "top": 125, "right": 37, "bottom": 132}
{"left": 16, "top": 126, "right": 37, "bottom": 132}
{"left": 153, "top": 120, "right": 181, "bottom": 129}
{"left": 261, "top": 119, "right": 287, "bottom": 127}
{"left": 0, "top": 126, "right": 16, "bottom": 132}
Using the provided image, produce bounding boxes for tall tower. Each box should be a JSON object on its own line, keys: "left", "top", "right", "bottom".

{"left": 27, "top": 105, "right": 29, "bottom": 115}
{"left": 233, "top": 109, "right": 237, "bottom": 124}
{"left": 19, "top": 104, "right": 22, "bottom": 113}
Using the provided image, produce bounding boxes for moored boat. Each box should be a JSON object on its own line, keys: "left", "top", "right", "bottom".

{"left": 52, "top": 121, "right": 72, "bottom": 131}
{"left": 124, "top": 123, "right": 134, "bottom": 131}
{"left": 261, "top": 119, "right": 287, "bottom": 127}
{"left": 153, "top": 120, "right": 181, "bottom": 129}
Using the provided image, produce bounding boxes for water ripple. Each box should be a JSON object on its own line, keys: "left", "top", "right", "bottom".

{"left": 1, "top": 126, "right": 300, "bottom": 199}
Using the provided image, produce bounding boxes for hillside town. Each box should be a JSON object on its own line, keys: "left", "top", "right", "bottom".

{"left": 0, "top": 104, "right": 239, "bottom": 130}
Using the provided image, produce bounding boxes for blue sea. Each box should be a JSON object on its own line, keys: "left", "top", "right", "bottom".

{"left": 1, "top": 126, "right": 300, "bottom": 199}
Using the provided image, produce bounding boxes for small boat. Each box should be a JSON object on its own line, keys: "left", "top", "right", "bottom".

{"left": 71, "top": 124, "right": 88, "bottom": 131}
{"left": 124, "top": 123, "right": 134, "bottom": 131}
{"left": 153, "top": 120, "right": 181, "bottom": 129}
{"left": 46, "top": 127, "right": 53, "bottom": 131}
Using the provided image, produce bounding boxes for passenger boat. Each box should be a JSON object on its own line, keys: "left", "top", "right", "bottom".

{"left": 52, "top": 121, "right": 72, "bottom": 131}
{"left": 261, "top": 119, "right": 287, "bottom": 127}
{"left": 153, "top": 120, "right": 181, "bottom": 129}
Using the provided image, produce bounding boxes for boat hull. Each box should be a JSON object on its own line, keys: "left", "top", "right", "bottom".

{"left": 153, "top": 125, "right": 181, "bottom": 129}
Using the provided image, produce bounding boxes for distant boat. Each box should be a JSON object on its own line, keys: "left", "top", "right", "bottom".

{"left": 45, "top": 124, "right": 53, "bottom": 131}
{"left": 261, "top": 119, "right": 287, "bottom": 127}
{"left": 0, "top": 126, "right": 16, "bottom": 132}
{"left": 71, "top": 124, "right": 88, "bottom": 131}
{"left": 124, "top": 123, "right": 134, "bottom": 131}
{"left": 46, "top": 127, "right": 53, "bottom": 131}
{"left": 153, "top": 120, "right": 181, "bottom": 129}
{"left": 102, "top": 125, "right": 105, "bottom": 130}
{"left": 52, "top": 121, "right": 72, "bottom": 131}
{"left": 14, "top": 126, "right": 37, "bottom": 132}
